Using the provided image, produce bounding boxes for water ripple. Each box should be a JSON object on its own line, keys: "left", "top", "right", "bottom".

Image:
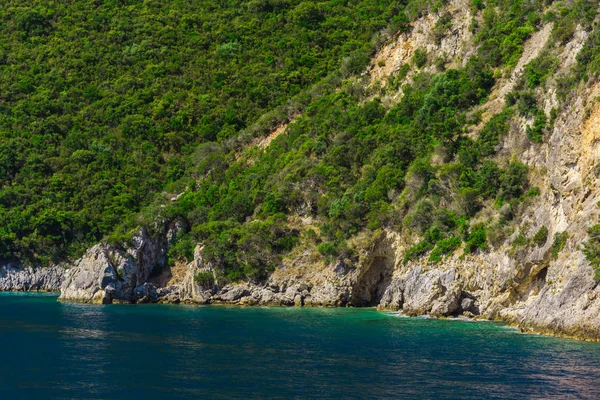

{"left": 0, "top": 294, "right": 599, "bottom": 399}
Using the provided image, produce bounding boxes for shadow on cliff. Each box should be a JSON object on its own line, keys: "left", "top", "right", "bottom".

{"left": 349, "top": 255, "right": 395, "bottom": 307}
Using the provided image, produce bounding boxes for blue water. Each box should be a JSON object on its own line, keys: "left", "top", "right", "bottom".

{"left": 1, "top": 293, "right": 600, "bottom": 399}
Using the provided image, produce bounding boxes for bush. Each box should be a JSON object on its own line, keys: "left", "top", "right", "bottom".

{"left": 551, "top": 231, "right": 568, "bottom": 259}
{"left": 533, "top": 226, "right": 548, "bottom": 247}
{"left": 413, "top": 49, "right": 428, "bottom": 68}
{"left": 405, "top": 198, "right": 435, "bottom": 234}
{"left": 428, "top": 236, "right": 461, "bottom": 263}
{"left": 524, "top": 54, "right": 557, "bottom": 88}
{"left": 470, "top": 0, "right": 484, "bottom": 12}
{"left": 499, "top": 161, "right": 528, "bottom": 201}
{"left": 194, "top": 271, "right": 215, "bottom": 287}
{"left": 515, "top": 91, "right": 538, "bottom": 116}
{"left": 513, "top": 232, "right": 529, "bottom": 248}
{"left": 476, "top": 110, "right": 511, "bottom": 157}
{"left": 526, "top": 109, "right": 547, "bottom": 143}
{"left": 458, "top": 187, "right": 481, "bottom": 217}
{"left": 290, "top": 2, "right": 324, "bottom": 29}
{"left": 317, "top": 242, "right": 338, "bottom": 257}
{"left": 433, "top": 12, "right": 452, "bottom": 44}
{"left": 465, "top": 225, "right": 487, "bottom": 253}
{"left": 167, "top": 233, "right": 195, "bottom": 265}
{"left": 403, "top": 240, "right": 434, "bottom": 264}
{"left": 583, "top": 224, "right": 600, "bottom": 281}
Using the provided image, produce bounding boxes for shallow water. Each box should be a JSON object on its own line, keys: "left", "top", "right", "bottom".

{"left": 1, "top": 293, "right": 599, "bottom": 399}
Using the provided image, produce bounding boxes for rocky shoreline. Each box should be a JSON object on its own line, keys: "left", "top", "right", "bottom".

{"left": 3, "top": 223, "right": 588, "bottom": 342}
{"left": 2, "top": 232, "right": 600, "bottom": 342}
{"left": 0, "top": 263, "right": 65, "bottom": 292}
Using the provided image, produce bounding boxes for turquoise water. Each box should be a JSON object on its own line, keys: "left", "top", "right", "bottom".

{"left": 1, "top": 293, "right": 600, "bottom": 399}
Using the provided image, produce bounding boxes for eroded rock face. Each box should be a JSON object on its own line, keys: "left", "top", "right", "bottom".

{"left": 0, "top": 264, "right": 65, "bottom": 292}
{"left": 59, "top": 229, "right": 168, "bottom": 304}
{"left": 59, "top": 244, "right": 121, "bottom": 304}
{"left": 378, "top": 279, "right": 404, "bottom": 311}
{"left": 393, "top": 268, "right": 461, "bottom": 317}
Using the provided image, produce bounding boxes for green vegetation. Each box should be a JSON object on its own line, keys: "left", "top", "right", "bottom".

{"left": 413, "top": 49, "right": 428, "bottom": 68}
{"left": 428, "top": 236, "right": 461, "bottom": 263}
{"left": 583, "top": 225, "right": 600, "bottom": 282}
{"left": 167, "top": 233, "right": 195, "bottom": 265}
{"left": 513, "top": 232, "right": 529, "bottom": 248}
{"left": 404, "top": 240, "right": 434, "bottom": 264}
{"left": 432, "top": 12, "right": 452, "bottom": 45}
{"left": 465, "top": 225, "right": 487, "bottom": 254}
{"left": 194, "top": 271, "right": 214, "bottom": 287}
{"left": 554, "top": 1, "right": 600, "bottom": 97}
{"left": 545, "top": 0, "right": 597, "bottom": 45}
{"left": 551, "top": 231, "right": 568, "bottom": 259}
{"left": 0, "top": 0, "right": 404, "bottom": 264}
{"left": 533, "top": 226, "right": 548, "bottom": 247}
{"left": 0, "top": 0, "right": 595, "bottom": 281}
{"left": 524, "top": 53, "right": 557, "bottom": 88}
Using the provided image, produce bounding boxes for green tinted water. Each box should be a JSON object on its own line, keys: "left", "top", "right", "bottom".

{"left": 1, "top": 293, "right": 599, "bottom": 399}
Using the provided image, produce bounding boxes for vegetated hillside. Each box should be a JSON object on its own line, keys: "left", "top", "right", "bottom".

{"left": 0, "top": 0, "right": 405, "bottom": 264}
{"left": 3, "top": 0, "right": 600, "bottom": 296}
{"left": 12, "top": 0, "right": 600, "bottom": 339}
{"left": 158, "top": 0, "right": 600, "bottom": 283}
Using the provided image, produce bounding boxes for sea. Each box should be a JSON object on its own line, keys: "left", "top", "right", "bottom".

{"left": 1, "top": 292, "right": 599, "bottom": 399}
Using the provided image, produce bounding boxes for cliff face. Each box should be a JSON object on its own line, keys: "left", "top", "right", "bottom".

{"left": 5, "top": 0, "right": 600, "bottom": 340}
{"left": 0, "top": 263, "right": 65, "bottom": 292}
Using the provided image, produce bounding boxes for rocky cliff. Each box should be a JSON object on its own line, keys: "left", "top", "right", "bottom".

{"left": 0, "top": 263, "right": 65, "bottom": 292}
{"left": 5, "top": 0, "right": 600, "bottom": 341}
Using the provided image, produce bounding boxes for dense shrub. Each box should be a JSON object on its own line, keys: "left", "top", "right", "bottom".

{"left": 0, "top": 0, "right": 547, "bottom": 281}
{"left": 167, "top": 233, "right": 196, "bottom": 265}
{"left": 0, "top": 0, "right": 402, "bottom": 264}
{"left": 413, "top": 49, "right": 428, "bottom": 68}
{"left": 524, "top": 54, "right": 557, "bottom": 88}
{"left": 194, "top": 271, "right": 215, "bottom": 287}
{"left": 551, "top": 231, "right": 569, "bottom": 259}
{"left": 318, "top": 242, "right": 338, "bottom": 257}
{"left": 583, "top": 225, "right": 600, "bottom": 282}
{"left": 429, "top": 236, "right": 461, "bottom": 263}
{"left": 403, "top": 240, "right": 435, "bottom": 264}
{"left": 533, "top": 226, "right": 548, "bottom": 247}
{"left": 526, "top": 110, "right": 547, "bottom": 143}
{"left": 465, "top": 225, "right": 487, "bottom": 253}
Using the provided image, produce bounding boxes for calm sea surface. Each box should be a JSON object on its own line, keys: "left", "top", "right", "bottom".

{"left": 1, "top": 292, "right": 599, "bottom": 399}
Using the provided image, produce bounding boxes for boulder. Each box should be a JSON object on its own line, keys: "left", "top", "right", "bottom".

{"left": 430, "top": 282, "right": 462, "bottom": 317}
{"left": 460, "top": 297, "right": 475, "bottom": 313}
{"left": 378, "top": 279, "right": 404, "bottom": 311}
{"left": 59, "top": 244, "right": 119, "bottom": 304}
{"left": 218, "top": 286, "right": 251, "bottom": 302}
{"left": 402, "top": 267, "right": 459, "bottom": 316}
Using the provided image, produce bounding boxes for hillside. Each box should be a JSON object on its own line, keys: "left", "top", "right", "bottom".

{"left": 3, "top": 0, "right": 600, "bottom": 339}
{"left": 0, "top": 0, "right": 403, "bottom": 263}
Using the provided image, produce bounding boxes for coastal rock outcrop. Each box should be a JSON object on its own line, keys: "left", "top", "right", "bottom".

{"left": 0, "top": 264, "right": 65, "bottom": 292}
{"left": 59, "top": 228, "right": 169, "bottom": 304}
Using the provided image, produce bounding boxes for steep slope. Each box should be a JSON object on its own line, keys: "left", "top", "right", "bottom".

{"left": 0, "top": 0, "right": 402, "bottom": 264}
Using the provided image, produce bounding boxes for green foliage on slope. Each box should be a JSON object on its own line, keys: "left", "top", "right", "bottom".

{"left": 0, "top": 0, "right": 596, "bottom": 280}
{"left": 0, "top": 0, "right": 404, "bottom": 264}
{"left": 584, "top": 225, "right": 600, "bottom": 282}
